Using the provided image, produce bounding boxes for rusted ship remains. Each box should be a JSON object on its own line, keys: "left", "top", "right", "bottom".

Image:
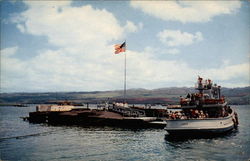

{"left": 28, "top": 101, "right": 167, "bottom": 129}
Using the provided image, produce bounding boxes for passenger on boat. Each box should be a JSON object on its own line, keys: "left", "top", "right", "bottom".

{"left": 180, "top": 111, "right": 187, "bottom": 119}
{"left": 199, "top": 110, "right": 206, "bottom": 118}
{"left": 168, "top": 109, "right": 215, "bottom": 120}
{"left": 169, "top": 111, "right": 176, "bottom": 120}
{"left": 234, "top": 112, "right": 239, "bottom": 125}
{"left": 185, "top": 109, "right": 209, "bottom": 119}
{"left": 186, "top": 93, "right": 191, "bottom": 99}
{"left": 190, "top": 109, "right": 195, "bottom": 118}
{"left": 190, "top": 94, "right": 195, "bottom": 105}
{"left": 194, "top": 109, "right": 199, "bottom": 118}
{"left": 228, "top": 106, "right": 233, "bottom": 114}
{"left": 205, "top": 111, "right": 209, "bottom": 118}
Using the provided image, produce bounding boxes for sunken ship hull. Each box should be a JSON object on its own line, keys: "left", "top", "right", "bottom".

{"left": 27, "top": 104, "right": 167, "bottom": 129}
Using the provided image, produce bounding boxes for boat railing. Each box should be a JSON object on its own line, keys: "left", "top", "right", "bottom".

{"left": 167, "top": 102, "right": 227, "bottom": 109}
{"left": 109, "top": 105, "right": 146, "bottom": 117}
{"left": 167, "top": 108, "right": 235, "bottom": 121}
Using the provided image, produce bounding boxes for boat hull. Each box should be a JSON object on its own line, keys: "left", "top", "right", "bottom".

{"left": 166, "top": 125, "right": 234, "bottom": 136}
{"left": 165, "top": 113, "right": 236, "bottom": 135}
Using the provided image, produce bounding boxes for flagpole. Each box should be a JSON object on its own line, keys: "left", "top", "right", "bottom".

{"left": 124, "top": 40, "right": 126, "bottom": 104}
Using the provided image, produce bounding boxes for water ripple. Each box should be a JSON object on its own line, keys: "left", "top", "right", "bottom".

{"left": 0, "top": 105, "right": 250, "bottom": 161}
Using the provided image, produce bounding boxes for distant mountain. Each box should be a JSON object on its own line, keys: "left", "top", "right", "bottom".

{"left": 0, "top": 86, "right": 249, "bottom": 105}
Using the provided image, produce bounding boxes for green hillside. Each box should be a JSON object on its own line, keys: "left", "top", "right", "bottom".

{"left": 0, "top": 87, "right": 249, "bottom": 105}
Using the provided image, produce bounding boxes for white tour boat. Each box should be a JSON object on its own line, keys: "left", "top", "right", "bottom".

{"left": 165, "top": 77, "right": 239, "bottom": 135}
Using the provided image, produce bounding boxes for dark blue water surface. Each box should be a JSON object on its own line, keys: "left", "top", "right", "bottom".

{"left": 0, "top": 105, "right": 250, "bottom": 161}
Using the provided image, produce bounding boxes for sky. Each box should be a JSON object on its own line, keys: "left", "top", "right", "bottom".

{"left": 0, "top": 0, "right": 249, "bottom": 92}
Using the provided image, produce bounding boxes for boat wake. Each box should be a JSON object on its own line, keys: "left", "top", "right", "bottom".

{"left": 0, "top": 129, "right": 62, "bottom": 141}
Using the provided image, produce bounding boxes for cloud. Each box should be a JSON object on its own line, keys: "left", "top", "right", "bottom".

{"left": 1, "top": 46, "right": 19, "bottom": 56}
{"left": 204, "top": 63, "right": 249, "bottom": 81}
{"left": 1, "top": 46, "right": 126, "bottom": 92}
{"left": 16, "top": 24, "right": 26, "bottom": 33}
{"left": 16, "top": 3, "right": 123, "bottom": 47}
{"left": 1, "top": 44, "right": 249, "bottom": 92}
{"left": 1, "top": 47, "right": 27, "bottom": 92}
{"left": 1, "top": 1, "right": 143, "bottom": 92}
{"left": 124, "top": 21, "right": 143, "bottom": 33}
{"left": 13, "top": 1, "right": 141, "bottom": 48}
{"left": 1, "top": 1, "right": 248, "bottom": 92}
{"left": 157, "top": 30, "right": 203, "bottom": 47}
{"left": 125, "top": 49, "right": 249, "bottom": 88}
{"left": 130, "top": 1, "right": 241, "bottom": 23}
{"left": 144, "top": 46, "right": 180, "bottom": 55}
{"left": 166, "top": 48, "right": 180, "bottom": 55}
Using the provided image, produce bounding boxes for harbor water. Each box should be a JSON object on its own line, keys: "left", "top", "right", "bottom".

{"left": 0, "top": 105, "right": 250, "bottom": 161}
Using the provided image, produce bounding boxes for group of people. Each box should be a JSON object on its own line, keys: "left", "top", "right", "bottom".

{"left": 180, "top": 92, "right": 226, "bottom": 106}
{"left": 168, "top": 109, "right": 209, "bottom": 120}
{"left": 180, "top": 93, "right": 202, "bottom": 106}
{"left": 168, "top": 106, "right": 233, "bottom": 120}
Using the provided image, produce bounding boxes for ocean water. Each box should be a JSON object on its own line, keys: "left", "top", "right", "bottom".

{"left": 0, "top": 105, "right": 249, "bottom": 161}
